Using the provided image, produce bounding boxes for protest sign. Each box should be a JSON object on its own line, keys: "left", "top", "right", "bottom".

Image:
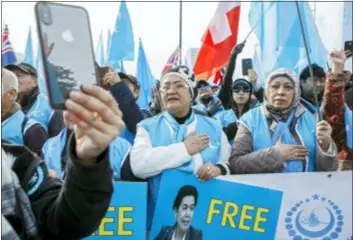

{"left": 85, "top": 181, "right": 147, "bottom": 240}
{"left": 151, "top": 170, "right": 283, "bottom": 240}
{"left": 220, "top": 171, "right": 353, "bottom": 240}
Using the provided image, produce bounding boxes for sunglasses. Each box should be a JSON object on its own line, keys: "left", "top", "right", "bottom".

{"left": 198, "top": 85, "right": 211, "bottom": 91}
{"left": 233, "top": 87, "right": 250, "bottom": 93}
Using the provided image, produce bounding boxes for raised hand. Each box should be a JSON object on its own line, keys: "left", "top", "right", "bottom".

{"left": 330, "top": 50, "right": 347, "bottom": 74}
{"left": 316, "top": 120, "right": 333, "bottom": 152}
{"left": 231, "top": 41, "right": 246, "bottom": 56}
{"left": 102, "top": 67, "right": 121, "bottom": 87}
{"left": 248, "top": 69, "right": 258, "bottom": 85}
{"left": 64, "top": 84, "right": 125, "bottom": 164}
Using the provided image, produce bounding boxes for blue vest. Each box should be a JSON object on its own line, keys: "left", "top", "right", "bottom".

{"left": 240, "top": 106, "right": 316, "bottom": 172}
{"left": 139, "top": 111, "right": 226, "bottom": 229}
{"left": 214, "top": 109, "right": 238, "bottom": 128}
{"left": 119, "top": 127, "right": 135, "bottom": 144}
{"left": 27, "top": 93, "right": 54, "bottom": 133}
{"left": 42, "top": 128, "right": 132, "bottom": 180}
{"left": 192, "top": 103, "right": 207, "bottom": 112}
{"left": 300, "top": 98, "right": 317, "bottom": 114}
{"left": 344, "top": 105, "right": 352, "bottom": 149}
{"left": 118, "top": 108, "right": 152, "bottom": 144}
{"left": 2, "top": 110, "right": 39, "bottom": 145}
{"left": 301, "top": 98, "right": 352, "bottom": 150}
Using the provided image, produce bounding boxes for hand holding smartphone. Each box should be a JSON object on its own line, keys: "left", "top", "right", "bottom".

{"left": 242, "top": 58, "right": 253, "bottom": 76}
{"left": 35, "top": 2, "right": 97, "bottom": 109}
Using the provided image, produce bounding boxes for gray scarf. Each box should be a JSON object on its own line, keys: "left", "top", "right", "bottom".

{"left": 263, "top": 68, "right": 301, "bottom": 122}
{"left": 1, "top": 148, "right": 38, "bottom": 240}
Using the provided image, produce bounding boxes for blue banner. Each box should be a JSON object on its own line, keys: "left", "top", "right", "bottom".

{"left": 151, "top": 170, "right": 283, "bottom": 240}
{"left": 85, "top": 182, "right": 147, "bottom": 240}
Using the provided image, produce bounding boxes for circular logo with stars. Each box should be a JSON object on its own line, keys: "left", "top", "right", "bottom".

{"left": 285, "top": 194, "right": 344, "bottom": 240}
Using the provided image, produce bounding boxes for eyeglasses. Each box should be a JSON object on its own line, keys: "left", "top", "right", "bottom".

{"left": 160, "top": 82, "right": 189, "bottom": 92}
{"left": 233, "top": 87, "right": 250, "bottom": 93}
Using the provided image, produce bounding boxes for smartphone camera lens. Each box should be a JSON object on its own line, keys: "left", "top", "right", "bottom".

{"left": 39, "top": 4, "right": 53, "bottom": 26}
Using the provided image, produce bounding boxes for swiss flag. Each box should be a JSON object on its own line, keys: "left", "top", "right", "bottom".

{"left": 193, "top": 2, "right": 241, "bottom": 80}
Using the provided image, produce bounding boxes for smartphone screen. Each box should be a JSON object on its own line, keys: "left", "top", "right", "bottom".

{"left": 35, "top": 2, "right": 97, "bottom": 109}
{"left": 242, "top": 58, "right": 253, "bottom": 76}
{"left": 344, "top": 41, "right": 353, "bottom": 58}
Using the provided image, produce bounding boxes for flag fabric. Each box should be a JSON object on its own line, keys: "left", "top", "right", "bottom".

{"left": 23, "top": 27, "right": 34, "bottom": 66}
{"left": 106, "top": 29, "right": 123, "bottom": 71}
{"left": 1, "top": 25, "right": 17, "bottom": 67}
{"left": 35, "top": 45, "right": 47, "bottom": 95}
{"left": 275, "top": 2, "right": 328, "bottom": 73}
{"left": 343, "top": 1, "right": 352, "bottom": 42}
{"left": 106, "top": 0, "right": 135, "bottom": 64}
{"left": 343, "top": 1, "right": 352, "bottom": 71}
{"left": 249, "top": 2, "right": 328, "bottom": 76}
{"left": 95, "top": 31, "right": 105, "bottom": 67}
{"left": 136, "top": 39, "right": 155, "bottom": 109}
{"left": 248, "top": 2, "right": 277, "bottom": 78}
{"left": 252, "top": 45, "right": 265, "bottom": 87}
{"left": 212, "top": 69, "right": 224, "bottom": 85}
{"left": 106, "top": 29, "right": 112, "bottom": 62}
{"left": 193, "top": 2, "right": 241, "bottom": 80}
{"left": 161, "top": 46, "right": 179, "bottom": 75}
{"left": 183, "top": 48, "right": 199, "bottom": 73}
{"left": 105, "top": 29, "right": 121, "bottom": 71}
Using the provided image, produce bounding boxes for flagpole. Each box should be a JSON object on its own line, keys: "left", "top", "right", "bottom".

{"left": 179, "top": 1, "right": 183, "bottom": 65}
{"left": 295, "top": 1, "right": 323, "bottom": 120}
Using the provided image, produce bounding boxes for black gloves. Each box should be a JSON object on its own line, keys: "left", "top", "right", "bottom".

{"left": 231, "top": 41, "right": 246, "bottom": 56}
{"left": 206, "top": 97, "right": 223, "bottom": 117}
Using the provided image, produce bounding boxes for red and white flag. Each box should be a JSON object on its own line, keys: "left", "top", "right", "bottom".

{"left": 193, "top": 2, "right": 241, "bottom": 80}
{"left": 212, "top": 67, "right": 227, "bottom": 85}
{"left": 161, "top": 46, "right": 179, "bottom": 75}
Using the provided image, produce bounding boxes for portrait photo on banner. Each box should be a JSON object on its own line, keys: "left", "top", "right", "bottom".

{"left": 150, "top": 170, "right": 284, "bottom": 240}
{"left": 154, "top": 184, "right": 203, "bottom": 240}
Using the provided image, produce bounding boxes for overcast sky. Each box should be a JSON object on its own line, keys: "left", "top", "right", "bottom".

{"left": 2, "top": 1, "right": 227, "bottom": 78}
{"left": 1, "top": 1, "right": 348, "bottom": 78}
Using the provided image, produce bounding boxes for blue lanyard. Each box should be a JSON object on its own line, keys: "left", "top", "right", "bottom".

{"left": 271, "top": 110, "right": 295, "bottom": 145}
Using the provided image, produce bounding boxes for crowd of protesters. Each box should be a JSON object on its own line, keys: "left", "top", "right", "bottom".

{"left": 2, "top": 39, "right": 352, "bottom": 239}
